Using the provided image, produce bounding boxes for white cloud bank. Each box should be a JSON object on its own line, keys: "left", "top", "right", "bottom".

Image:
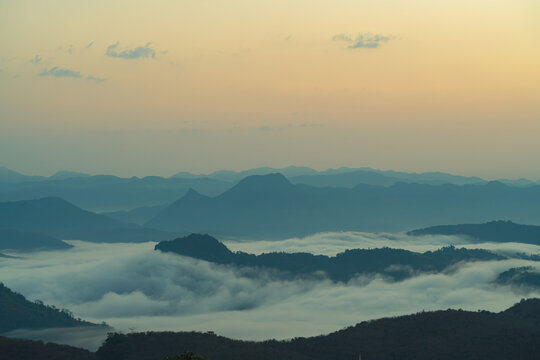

{"left": 1, "top": 233, "right": 539, "bottom": 350}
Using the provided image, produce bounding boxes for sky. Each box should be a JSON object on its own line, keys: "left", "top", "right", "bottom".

{"left": 1, "top": 0, "right": 539, "bottom": 178}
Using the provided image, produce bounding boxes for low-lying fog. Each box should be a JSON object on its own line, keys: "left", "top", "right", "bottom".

{"left": 1, "top": 232, "right": 539, "bottom": 351}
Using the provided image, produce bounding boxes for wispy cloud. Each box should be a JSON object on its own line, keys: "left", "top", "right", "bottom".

{"left": 39, "top": 66, "right": 81, "bottom": 78}
{"left": 29, "top": 55, "right": 42, "bottom": 64}
{"left": 284, "top": 35, "right": 292, "bottom": 41}
{"left": 333, "top": 33, "right": 394, "bottom": 49}
{"left": 58, "top": 45, "right": 74, "bottom": 54}
{"left": 105, "top": 42, "right": 156, "bottom": 59}
{"left": 86, "top": 75, "right": 106, "bottom": 83}
{"left": 85, "top": 41, "right": 94, "bottom": 49}
{"left": 38, "top": 66, "right": 106, "bottom": 82}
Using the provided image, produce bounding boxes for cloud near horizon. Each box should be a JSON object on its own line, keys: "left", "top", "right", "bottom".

{"left": 39, "top": 67, "right": 82, "bottom": 78}
{"left": 86, "top": 75, "right": 107, "bottom": 83}
{"left": 1, "top": 235, "right": 539, "bottom": 351}
{"left": 29, "top": 55, "right": 42, "bottom": 64}
{"left": 333, "top": 33, "right": 394, "bottom": 49}
{"left": 105, "top": 42, "right": 156, "bottom": 59}
{"left": 38, "top": 67, "right": 106, "bottom": 82}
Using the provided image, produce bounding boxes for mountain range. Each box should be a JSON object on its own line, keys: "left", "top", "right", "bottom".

{"left": 0, "top": 197, "right": 180, "bottom": 243}
{"left": 146, "top": 174, "right": 540, "bottom": 238}
{"left": 2, "top": 165, "right": 539, "bottom": 213}
{"left": 5, "top": 174, "right": 540, "bottom": 240}
{"left": 0, "top": 171, "right": 232, "bottom": 212}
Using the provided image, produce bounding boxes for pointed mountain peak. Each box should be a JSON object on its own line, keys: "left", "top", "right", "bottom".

{"left": 178, "top": 188, "right": 211, "bottom": 202}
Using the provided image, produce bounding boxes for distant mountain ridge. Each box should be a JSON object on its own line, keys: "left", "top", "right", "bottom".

{"left": 171, "top": 166, "right": 492, "bottom": 185}
{"left": 0, "top": 197, "right": 181, "bottom": 243}
{"left": 2, "top": 165, "right": 539, "bottom": 213}
{"left": 155, "top": 234, "right": 506, "bottom": 282}
{"left": 0, "top": 229, "right": 72, "bottom": 251}
{"left": 0, "top": 166, "right": 46, "bottom": 183}
{"left": 147, "top": 174, "right": 540, "bottom": 238}
{"left": 409, "top": 220, "right": 540, "bottom": 245}
{"left": 0, "top": 173, "right": 232, "bottom": 212}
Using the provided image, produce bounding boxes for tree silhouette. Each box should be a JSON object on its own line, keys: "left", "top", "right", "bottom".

{"left": 163, "top": 352, "right": 205, "bottom": 360}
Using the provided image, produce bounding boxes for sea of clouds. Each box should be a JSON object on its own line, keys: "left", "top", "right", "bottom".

{"left": 1, "top": 232, "right": 539, "bottom": 350}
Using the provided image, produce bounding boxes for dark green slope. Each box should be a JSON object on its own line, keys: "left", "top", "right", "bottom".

{"left": 0, "top": 336, "right": 96, "bottom": 360}
{"left": 155, "top": 234, "right": 506, "bottom": 282}
{"left": 0, "top": 229, "right": 72, "bottom": 251}
{"left": 96, "top": 299, "right": 540, "bottom": 360}
{"left": 0, "top": 283, "right": 94, "bottom": 333}
{"left": 410, "top": 220, "right": 540, "bottom": 245}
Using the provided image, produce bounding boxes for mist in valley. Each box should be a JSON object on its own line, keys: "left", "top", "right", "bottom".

{"left": 2, "top": 232, "right": 539, "bottom": 350}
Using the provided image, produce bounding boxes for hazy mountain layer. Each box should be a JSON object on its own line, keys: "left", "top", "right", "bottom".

{"left": 0, "top": 229, "right": 72, "bottom": 251}
{"left": 0, "top": 174, "right": 232, "bottom": 212}
{"left": 171, "top": 165, "right": 489, "bottom": 185}
{"left": 410, "top": 220, "right": 540, "bottom": 245}
{"left": 2, "top": 165, "right": 537, "bottom": 213}
{"left": 147, "top": 174, "right": 540, "bottom": 238}
{"left": 0, "top": 197, "right": 180, "bottom": 242}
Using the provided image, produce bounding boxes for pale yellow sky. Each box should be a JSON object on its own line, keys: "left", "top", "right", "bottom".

{"left": 1, "top": 0, "right": 539, "bottom": 177}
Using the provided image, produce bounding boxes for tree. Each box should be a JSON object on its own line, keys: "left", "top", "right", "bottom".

{"left": 163, "top": 352, "right": 205, "bottom": 360}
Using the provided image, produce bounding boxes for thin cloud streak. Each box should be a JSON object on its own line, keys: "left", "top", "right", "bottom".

{"left": 105, "top": 42, "right": 156, "bottom": 59}
{"left": 29, "top": 55, "right": 42, "bottom": 64}
{"left": 39, "top": 67, "right": 82, "bottom": 78}
{"left": 333, "top": 33, "right": 394, "bottom": 49}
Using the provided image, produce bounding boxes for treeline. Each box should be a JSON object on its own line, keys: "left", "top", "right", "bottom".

{"left": 96, "top": 299, "right": 540, "bottom": 360}
{"left": 0, "top": 282, "right": 95, "bottom": 333}
{"left": 0, "top": 337, "right": 95, "bottom": 360}
{"left": 155, "top": 234, "right": 505, "bottom": 281}
{"left": 2, "top": 299, "right": 540, "bottom": 360}
{"left": 409, "top": 220, "right": 540, "bottom": 245}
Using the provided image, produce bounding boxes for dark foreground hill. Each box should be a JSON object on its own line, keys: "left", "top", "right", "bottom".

{"left": 0, "top": 197, "right": 180, "bottom": 243}
{"left": 409, "top": 220, "right": 540, "bottom": 245}
{"left": 155, "top": 234, "right": 506, "bottom": 282}
{"left": 147, "top": 174, "right": 540, "bottom": 238}
{"left": 2, "top": 299, "right": 540, "bottom": 360}
{"left": 0, "top": 283, "right": 96, "bottom": 333}
{"left": 0, "top": 229, "right": 72, "bottom": 251}
{"left": 0, "top": 336, "right": 96, "bottom": 360}
{"left": 95, "top": 299, "right": 540, "bottom": 360}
